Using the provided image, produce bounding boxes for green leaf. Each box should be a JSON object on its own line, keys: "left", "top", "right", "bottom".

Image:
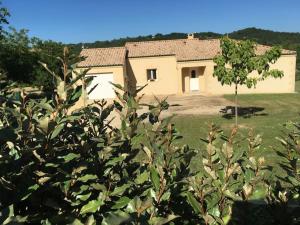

{"left": 101, "top": 210, "right": 130, "bottom": 225}
{"left": 160, "top": 191, "right": 171, "bottom": 202}
{"left": 150, "top": 167, "right": 160, "bottom": 191}
{"left": 0, "top": 205, "right": 14, "bottom": 225}
{"left": 50, "top": 123, "right": 65, "bottom": 139}
{"left": 69, "top": 219, "right": 84, "bottom": 225}
{"left": 21, "top": 184, "right": 39, "bottom": 201}
{"left": 149, "top": 214, "right": 179, "bottom": 225}
{"left": 106, "top": 156, "right": 125, "bottom": 166}
{"left": 186, "top": 192, "right": 201, "bottom": 214}
{"left": 69, "top": 87, "right": 82, "bottom": 103}
{"left": 224, "top": 190, "right": 242, "bottom": 201}
{"left": 112, "top": 197, "right": 131, "bottom": 209}
{"left": 79, "top": 200, "right": 104, "bottom": 215}
{"left": 110, "top": 184, "right": 131, "bottom": 196}
{"left": 76, "top": 192, "right": 92, "bottom": 201}
{"left": 77, "top": 174, "right": 97, "bottom": 183}
{"left": 60, "top": 153, "right": 80, "bottom": 162}
{"left": 135, "top": 171, "right": 149, "bottom": 185}
{"left": 109, "top": 82, "right": 124, "bottom": 91}
{"left": 39, "top": 116, "right": 50, "bottom": 133}
{"left": 208, "top": 206, "right": 220, "bottom": 218}
{"left": 90, "top": 183, "right": 107, "bottom": 191}
{"left": 249, "top": 187, "right": 266, "bottom": 200}
{"left": 84, "top": 215, "right": 96, "bottom": 225}
{"left": 288, "top": 176, "right": 300, "bottom": 186}
{"left": 245, "top": 169, "right": 255, "bottom": 183}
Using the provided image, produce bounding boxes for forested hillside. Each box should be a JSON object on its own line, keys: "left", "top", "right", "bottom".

{"left": 70, "top": 28, "right": 300, "bottom": 52}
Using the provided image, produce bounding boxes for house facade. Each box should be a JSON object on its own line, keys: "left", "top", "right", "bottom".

{"left": 77, "top": 35, "right": 297, "bottom": 100}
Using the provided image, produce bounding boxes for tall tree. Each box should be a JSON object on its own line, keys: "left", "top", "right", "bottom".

{"left": 0, "top": 0, "right": 9, "bottom": 36}
{"left": 0, "top": 28, "right": 39, "bottom": 83}
{"left": 213, "top": 37, "right": 284, "bottom": 126}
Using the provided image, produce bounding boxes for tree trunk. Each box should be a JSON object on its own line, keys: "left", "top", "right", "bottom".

{"left": 235, "top": 83, "right": 238, "bottom": 127}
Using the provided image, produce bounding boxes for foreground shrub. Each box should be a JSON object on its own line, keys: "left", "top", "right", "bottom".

{"left": 0, "top": 48, "right": 299, "bottom": 224}
{"left": 186, "top": 125, "right": 268, "bottom": 224}
{"left": 0, "top": 48, "right": 193, "bottom": 224}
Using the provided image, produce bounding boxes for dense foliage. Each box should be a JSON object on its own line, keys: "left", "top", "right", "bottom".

{"left": 0, "top": 1, "right": 9, "bottom": 37}
{"left": 0, "top": 4, "right": 66, "bottom": 90}
{"left": 0, "top": 28, "right": 66, "bottom": 91}
{"left": 0, "top": 48, "right": 299, "bottom": 225}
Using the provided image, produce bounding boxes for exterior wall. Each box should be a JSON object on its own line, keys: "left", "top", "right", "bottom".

{"left": 127, "top": 56, "right": 178, "bottom": 95}
{"left": 76, "top": 53, "right": 296, "bottom": 101}
{"left": 177, "top": 54, "right": 296, "bottom": 95}
{"left": 206, "top": 55, "right": 296, "bottom": 94}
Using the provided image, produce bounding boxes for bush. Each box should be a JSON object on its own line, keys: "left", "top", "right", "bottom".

{"left": 0, "top": 48, "right": 299, "bottom": 224}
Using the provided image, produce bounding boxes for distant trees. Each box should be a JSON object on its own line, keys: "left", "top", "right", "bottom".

{"left": 0, "top": 0, "right": 9, "bottom": 36}
{"left": 0, "top": 28, "right": 65, "bottom": 90}
{"left": 213, "top": 37, "right": 284, "bottom": 126}
{"left": 0, "top": 1, "right": 66, "bottom": 91}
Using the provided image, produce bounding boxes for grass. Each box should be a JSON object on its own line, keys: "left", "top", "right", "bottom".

{"left": 173, "top": 81, "right": 300, "bottom": 150}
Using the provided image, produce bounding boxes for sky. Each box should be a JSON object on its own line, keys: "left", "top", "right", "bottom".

{"left": 2, "top": 0, "right": 300, "bottom": 43}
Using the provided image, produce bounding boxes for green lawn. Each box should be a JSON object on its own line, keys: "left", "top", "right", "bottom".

{"left": 173, "top": 81, "right": 300, "bottom": 150}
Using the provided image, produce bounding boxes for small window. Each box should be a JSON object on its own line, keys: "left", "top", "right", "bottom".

{"left": 191, "top": 70, "right": 196, "bottom": 78}
{"left": 147, "top": 69, "right": 157, "bottom": 81}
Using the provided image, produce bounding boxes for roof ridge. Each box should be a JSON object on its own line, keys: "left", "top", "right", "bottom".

{"left": 82, "top": 46, "right": 126, "bottom": 51}
{"left": 125, "top": 38, "right": 213, "bottom": 45}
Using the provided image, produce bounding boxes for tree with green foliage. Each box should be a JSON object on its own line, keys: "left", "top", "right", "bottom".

{"left": 32, "top": 38, "right": 65, "bottom": 91}
{"left": 0, "top": 0, "right": 9, "bottom": 36}
{"left": 213, "top": 37, "right": 284, "bottom": 126}
{"left": 0, "top": 28, "right": 38, "bottom": 83}
{"left": 0, "top": 27, "right": 65, "bottom": 90}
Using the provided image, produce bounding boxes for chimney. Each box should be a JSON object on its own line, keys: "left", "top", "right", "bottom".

{"left": 187, "top": 33, "right": 195, "bottom": 39}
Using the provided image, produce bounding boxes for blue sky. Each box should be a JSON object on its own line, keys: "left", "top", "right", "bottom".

{"left": 2, "top": 0, "right": 300, "bottom": 43}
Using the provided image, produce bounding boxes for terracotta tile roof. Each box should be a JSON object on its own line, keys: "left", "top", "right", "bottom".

{"left": 126, "top": 39, "right": 296, "bottom": 61}
{"left": 78, "top": 39, "right": 296, "bottom": 67}
{"left": 126, "top": 39, "right": 221, "bottom": 61}
{"left": 78, "top": 47, "right": 126, "bottom": 67}
{"left": 256, "top": 44, "right": 295, "bottom": 55}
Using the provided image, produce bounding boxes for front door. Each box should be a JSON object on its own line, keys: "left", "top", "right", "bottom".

{"left": 190, "top": 70, "right": 199, "bottom": 91}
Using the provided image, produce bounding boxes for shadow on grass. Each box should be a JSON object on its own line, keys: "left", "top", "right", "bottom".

{"left": 220, "top": 106, "right": 268, "bottom": 119}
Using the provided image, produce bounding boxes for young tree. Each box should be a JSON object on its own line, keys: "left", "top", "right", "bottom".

{"left": 213, "top": 37, "right": 284, "bottom": 126}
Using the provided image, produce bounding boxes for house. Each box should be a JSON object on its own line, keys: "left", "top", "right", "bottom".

{"left": 77, "top": 34, "right": 297, "bottom": 100}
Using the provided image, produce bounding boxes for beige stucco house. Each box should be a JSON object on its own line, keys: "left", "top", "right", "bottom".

{"left": 77, "top": 35, "right": 297, "bottom": 100}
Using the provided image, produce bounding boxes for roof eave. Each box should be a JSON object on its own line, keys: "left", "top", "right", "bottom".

{"left": 128, "top": 54, "right": 176, "bottom": 59}
{"left": 77, "top": 64, "right": 124, "bottom": 68}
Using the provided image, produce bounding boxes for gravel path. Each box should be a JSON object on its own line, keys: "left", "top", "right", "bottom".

{"left": 141, "top": 94, "right": 233, "bottom": 116}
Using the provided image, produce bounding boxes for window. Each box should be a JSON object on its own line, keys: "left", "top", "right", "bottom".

{"left": 191, "top": 70, "right": 196, "bottom": 78}
{"left": 147, "top": 69, "right": 157, "bottom": 81}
